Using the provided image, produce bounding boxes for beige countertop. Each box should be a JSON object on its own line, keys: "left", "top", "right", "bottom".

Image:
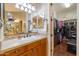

{"left": 0, "top": 33, "right": 47, "bottom": 53}
{"left": 4, "top": 32, "right": 38, "bottom": 41}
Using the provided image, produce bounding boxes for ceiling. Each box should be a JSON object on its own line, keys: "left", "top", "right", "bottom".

{"left": 31, "top": 3, "right": 44, "bottom": 12}
{"left": 52, "top": 3, "right": 76, "bottom": 13}
{"left": 4, "top": 3, "right": 76, "bottom": 14}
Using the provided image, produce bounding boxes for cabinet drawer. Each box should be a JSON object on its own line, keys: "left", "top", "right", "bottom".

{"left": 5, "top": 49, "right": 17, "bottom": 56}
{"left": 16, "top": 47, "right": 25, "bottom": 55}
{"left": 25, "top": 40, "right": 41, "bottom": 50}
{"left": 20, "top": 49, "right": 33, "bottom": 56}
{"left": 5, "top": 46, "right": 26, "bottom": 56}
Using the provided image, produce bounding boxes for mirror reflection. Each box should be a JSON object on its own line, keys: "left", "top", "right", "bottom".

{"left": 4, "top": 3, "right": 26, "bottom": 36}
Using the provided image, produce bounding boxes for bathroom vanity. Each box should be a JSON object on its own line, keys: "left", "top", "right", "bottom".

{"left": 0, "top": 34, "right": 48, "bottom": 56}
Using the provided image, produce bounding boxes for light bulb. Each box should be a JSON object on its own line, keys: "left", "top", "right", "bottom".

{"left": 32, "top": 6, "right": 35, "bottom": 11}
{"left": 25, "top": 8, "right": 28, "bottom": 12}
{"left": 33, "top": 22, "right": 35, "bottom": 25}
{"left": 28, "top": 10, "right": 31, "bottom": 13}
{"left": 15, "top": 4, "right": 19, "bottom": 8}
{"left": 20, "top": 6, "right": 24, "bottom": 10}
{"left": 14, "top": 20, "right": 19, "bottom": 22}
{"left": 64, "top": 3, "right": 70, "bottom": 8}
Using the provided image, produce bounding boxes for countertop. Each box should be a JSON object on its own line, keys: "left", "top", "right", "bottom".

{"left": 4, "top": 32, "right": 38, "bottom": 40}
{"left": 0, "top": 33, "right": 47, "bottom": 53}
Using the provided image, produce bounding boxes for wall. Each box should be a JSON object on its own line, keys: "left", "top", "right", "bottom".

{"left": 56, "top": 7, "right": 76, "bottom": 21}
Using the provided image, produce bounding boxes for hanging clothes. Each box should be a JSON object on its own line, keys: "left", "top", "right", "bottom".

{"left": 57, "top": 21, "right": 63, "bottom": 43}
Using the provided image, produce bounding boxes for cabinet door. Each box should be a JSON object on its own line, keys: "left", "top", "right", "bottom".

{"left": 41, "top": 39, "right": 47, "bottom": 56}
{"left": 5, "top": 49, "right": 17, "bottom": 56}
{"left": 33, "top": 46, "right": 42, "bottom": 56}
{"left": 41, "top": 44, "right": 47, "bottom": 56}
{"left": 0, "top": 53, "right": 5, "bottom": 56}
{"left": 21, "top": 50, "right": 33, "bottom": 56}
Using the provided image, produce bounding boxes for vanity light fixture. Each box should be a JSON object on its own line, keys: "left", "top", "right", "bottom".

{"left": 64, "top": 3, "right": 70, "bottom": 8}
{"left": 15, "top": 3, "right": 35, "bottom": 13}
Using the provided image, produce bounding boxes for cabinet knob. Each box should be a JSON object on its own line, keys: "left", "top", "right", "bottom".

{"left": 15, "top": 50, "right": 18, "bottom": 53}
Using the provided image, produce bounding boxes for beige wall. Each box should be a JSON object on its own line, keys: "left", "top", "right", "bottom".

{"left": 57, "top": 8, "right": 76, "bottom": 21}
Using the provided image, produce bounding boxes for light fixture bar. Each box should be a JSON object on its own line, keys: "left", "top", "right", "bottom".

{"left": 15, "top": 3, "right": 36, "bottom": 13}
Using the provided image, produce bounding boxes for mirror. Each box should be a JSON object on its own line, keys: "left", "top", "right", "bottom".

{"left": 32, "top": 16, "right": 43, "bottom": 29}
{"left": 38, "top": 17, "right": 43, "bottom": 28}
{"left": 32, "top": 16, "right": 37, "bottom": 28}
{"left": 4, "top": 3, "right": 26, "bottom": 36}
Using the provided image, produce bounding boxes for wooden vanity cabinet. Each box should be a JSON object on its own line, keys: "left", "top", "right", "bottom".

{"left": 0, "top": 54, "right": 5, "bottom": 56}
{"left": 33, "top": 46, "right": 42, "bottom": 56}
{"left": 0, "top": 38, "right": 47, "bottom": 56}
{"left": 20, "top": 49, "right": 34, "bottom": 56}
{"left": 41, "top": 39, "right": 47, "bottom": 56}
{"left": 5, "top": 49, "right": 17, "bottom": 56}
{"left": 4, "top": 45, "right": 26, "bottom": 56}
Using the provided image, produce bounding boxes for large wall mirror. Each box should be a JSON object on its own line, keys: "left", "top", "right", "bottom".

{"left": 4, "top": 3, "right": 26, "bottom": 36}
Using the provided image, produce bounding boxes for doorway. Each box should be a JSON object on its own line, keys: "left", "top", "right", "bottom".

{"left": 51, "top": 3, "right": 77, "bottom": 56}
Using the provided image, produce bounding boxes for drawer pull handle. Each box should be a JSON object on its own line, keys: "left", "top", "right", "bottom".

{"left": 15, "top": 51, "right": 18, "bottom": 53}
